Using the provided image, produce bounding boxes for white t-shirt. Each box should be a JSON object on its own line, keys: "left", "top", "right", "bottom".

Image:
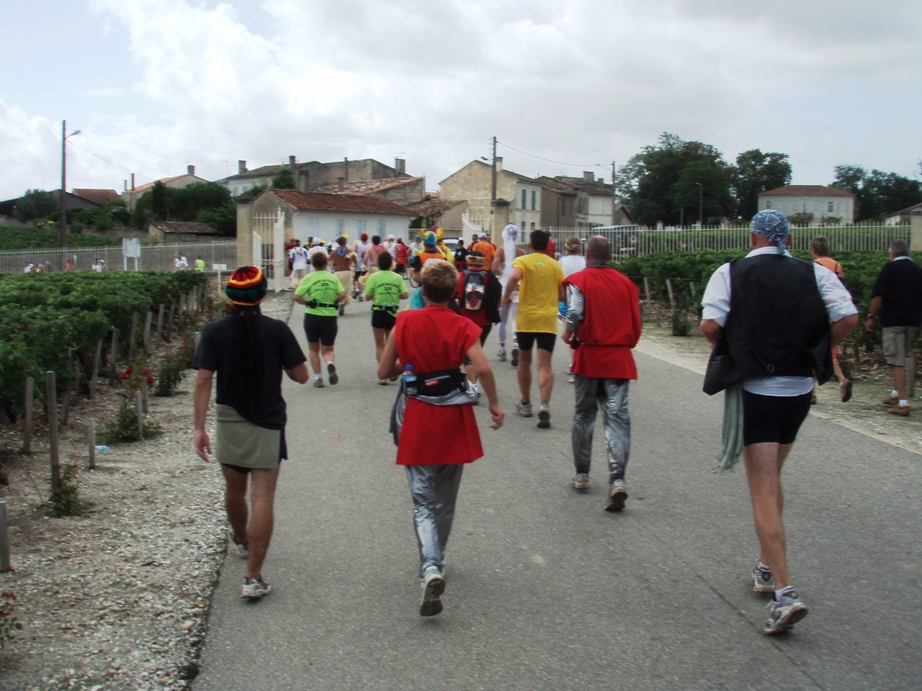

{"left": 290, "top": 247, "right": 309, "bottom": 270}
{"left": 559, "top": 254, "right": 586, "bottom": 278}
{"left": 306, "top": 246, "right": 328, "bottom": 272}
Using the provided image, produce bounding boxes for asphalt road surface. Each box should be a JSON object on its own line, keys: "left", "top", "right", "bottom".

{"left": 194, "top": 296, "right": 921, "bottom": 690}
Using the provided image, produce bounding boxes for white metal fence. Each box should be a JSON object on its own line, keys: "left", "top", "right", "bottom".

{"left": 0, "top": 241, "right": 238, "bottom": 274}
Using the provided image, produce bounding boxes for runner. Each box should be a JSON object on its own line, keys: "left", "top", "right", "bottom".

{"left": 376, "top": 259, "right": 504, "bottom": 617}
{"left": 453, "top": 239, "right": 469, "bottom": 272}
{"left": 455, "top": 251, "right": 502, "bottom": 394}
{"left": 306, "top": 238, "right": 327, "bottom": 272}
{"left": 559, "top": 236, "right": 587, "bottom": 383}
{"left": 330, "top": 236, "right": 357, "bottom": 316}
{"left": 353, "top": 232, "right": 371, "bottom": 299}
{"left": 492, "top": 224, "right": 526, "bottom": 364}
{"left": 393, "top": 237, "right": 409, "bottom": 276}
{"left": 364, "top": 251, "right": 409, "bottom": 383}
{"left": 289, "top": 241, "right": 309, "bottom": 289}
{"left": 359, "top": 235, "right": 385, "bottom": 291}
{"left": 192, "top": 266, "right": 308, "bottom": 600}
{"left": 293, "top": 252, "right": 346, "bottom": 388}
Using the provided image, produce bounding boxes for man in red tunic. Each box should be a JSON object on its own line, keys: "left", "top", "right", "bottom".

{"left": 377, "top": 260, "right": 504, "bottom": 616}
{"left": 562, "top": 236, "right": 641, "bottom": 512}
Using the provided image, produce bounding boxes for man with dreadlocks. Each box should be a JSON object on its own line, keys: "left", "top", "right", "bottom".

{"left": 193, "top": 266, "right": 309, "bottom": 599}
{"left": 700, "top": 210, "right": 857, "bottom": 634}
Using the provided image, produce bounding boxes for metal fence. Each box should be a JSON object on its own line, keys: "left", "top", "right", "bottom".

{"left": 539, "top": 223, "right": 909, "bottom": 259}
{"left": 0, "top": 241, "right": 238, "bottom": 274}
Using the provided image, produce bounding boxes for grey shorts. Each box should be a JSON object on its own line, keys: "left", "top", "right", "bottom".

{"left": 883, "top": 326, "right": 917, "bottom": 366}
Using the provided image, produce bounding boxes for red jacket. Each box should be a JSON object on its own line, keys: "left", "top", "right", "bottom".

{"left": 564, "top": 266, "right": 641, "bottom": 380}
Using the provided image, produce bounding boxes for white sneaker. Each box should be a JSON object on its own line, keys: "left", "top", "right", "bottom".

{"left": 419, "top": 566, "right": 445, "bottom": 617}
{"left": 497, "top": 347, "right": 507, "bottom": 362}
{"left": 228, "top": 529, "right": 248, "bottom": 559}
{"left": 241, "top": 576, "right": 272, "bottom": 599}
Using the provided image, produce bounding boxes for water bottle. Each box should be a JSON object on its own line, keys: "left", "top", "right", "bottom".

{"left": 402, "top": 364, "right": 417, "bottom": 396}
{"left": 95, "top": 445, "right": 109, "bottom": 454}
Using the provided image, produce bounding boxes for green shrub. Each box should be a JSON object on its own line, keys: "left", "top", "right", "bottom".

{"left": 49, "top": 462, "right": 85, "bottom": 517}
{"left": 0, "top": 592, "right": 23, "bottom": 649}
{"left": 103, "top": 408, "right": 162, "bottom": 444}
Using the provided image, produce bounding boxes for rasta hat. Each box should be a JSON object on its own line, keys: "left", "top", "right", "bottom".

{"left": 225, "top": 266, "right": 267, "bottom": 306}
{"left": 750, "top": 209, "right": 790, "bottom": 251}
{"left": 423, "top": 230, "right": 437, "bottom": 246}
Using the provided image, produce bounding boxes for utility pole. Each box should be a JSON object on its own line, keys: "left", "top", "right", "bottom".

{"left": 491, "top": 136, "right": 497, "bottom": 202}
{"left": 60, "top": 120, "right": 67, "bottom": 249}
{"left": 611, "top": 160, "right": 617, "bottom": 225}
{"left": 696, "top": 182, "right": 704, "bottom": 228}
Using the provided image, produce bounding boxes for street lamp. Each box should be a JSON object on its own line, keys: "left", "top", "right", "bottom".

{"left": 695, "top": 182, "right": 703, "bottom": 228}
{"left": 60, "top": 120, "right": 81, "bottom": 249}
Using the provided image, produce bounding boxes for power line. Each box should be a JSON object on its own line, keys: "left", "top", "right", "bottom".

{"left": 496, "top": 140, "right": 608, "bottom": 169}
{"left": 67, "top": 141, "right": 155, "bottom": 183}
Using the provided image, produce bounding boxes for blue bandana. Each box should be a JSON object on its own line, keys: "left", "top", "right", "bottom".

{"left": 750, "top": 210, "right": 790, "bottom": 251}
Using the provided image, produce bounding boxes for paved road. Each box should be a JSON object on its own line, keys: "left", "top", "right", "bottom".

{"left": 195, "top": 297, "right": 921, "bottom": 690}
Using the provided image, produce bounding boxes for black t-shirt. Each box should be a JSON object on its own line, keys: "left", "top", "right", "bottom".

{"left": 871, "top": 258, "right": 922, "bottom": 328}
{"left": 192, "top": 314, "right": 306, "bottom": 429}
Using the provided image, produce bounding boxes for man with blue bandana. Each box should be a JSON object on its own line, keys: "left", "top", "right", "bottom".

{"left": 700, "top": 210, "right": 858, "bottom": 634}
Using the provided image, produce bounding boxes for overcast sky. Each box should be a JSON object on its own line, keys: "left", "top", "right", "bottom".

{"left": 1, "top": 0, "right": 920, "bottom": 201}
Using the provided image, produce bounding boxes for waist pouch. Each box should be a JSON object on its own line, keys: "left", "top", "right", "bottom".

{"left": 389, "top": 369, "right": 477, "bottom": 445}
{"left": 307, "top": 300, "right": 337, "bottom": 309}
{"left": 372, "top": 304, "right": 400, "bottom": 312}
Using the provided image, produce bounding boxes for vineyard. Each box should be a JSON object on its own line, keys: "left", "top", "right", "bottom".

{"left": 0, "top": 226, "right": 122, "bottom": 251}
{"left": 0, "top": 271, "right": 208, "bottom": 416}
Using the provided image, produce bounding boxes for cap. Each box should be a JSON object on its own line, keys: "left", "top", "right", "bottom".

{"left": 225, "top": 266, "right": 268, "bottom": 305}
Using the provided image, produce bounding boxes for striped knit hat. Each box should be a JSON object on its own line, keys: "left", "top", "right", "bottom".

{"left": 225, "top": 266, "right": 267, "bottom": 305}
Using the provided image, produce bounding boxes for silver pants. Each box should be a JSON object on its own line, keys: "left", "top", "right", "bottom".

{"left": 572, "top": 375, "right": 631, "bottom": 482}
{"left": 406, "top": 464, "right": 464, "bottom": 578}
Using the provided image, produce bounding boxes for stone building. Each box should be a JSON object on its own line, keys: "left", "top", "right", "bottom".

{"left": 758, "top": 185, "right": 855, "bottom": 224}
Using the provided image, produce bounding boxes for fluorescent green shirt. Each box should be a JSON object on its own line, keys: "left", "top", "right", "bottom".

{"left": 295, "top": 271, "right": 344, "bottom": 317}
{"left": 364, "top": 269, "right": 406, "bottom": 316}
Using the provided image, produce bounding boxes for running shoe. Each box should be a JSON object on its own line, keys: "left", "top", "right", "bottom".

{"left": 227, "top": 528, "right": 248, "bottom": 559}
{"left": 497, "top": 347, "right": 507, "bottom": 362}
{"left": 378, "top": 378, "right": 389, "bottom": 385}
{"left": 882, "top": 394, "right": 898, "bottom": 406}
{"left": 537, "top": 403, "right": 551, "bottom": 429}
{"left": 241, "top": 576, "right": 272, "bottom": 599}
{"left": 313, "top": 378, "right": 325, "bottom": 388}
{"left": 572, "top": 473, "right": 590, "bottom": 490}
{"left": 752, "top": 562, "right": 775, "bottom": 594}
{"left": 604, "top": 479, "right": 628, "bottom": 512}
{"left": 888, "top": 405, "right": 910, "bottom": 417}
{"left": 510, "top": 346, "right": 519, "bottom": 367}
{"left": 515, "top": 400, "right": 533, "bottom": 417}
{"left": 338, "top": 304, "right": 345, "bottom": 317}
{"left": 840, "top": 380, "right": 852, "bottom": 403}
{"left": 327, "top": 362, "right": 339, "bottom": 385}
{"left": 764, "top": 591, "right": 808, "bottom": 634}
{"left": 419, "top": 566, "right": 445, "bottom": 617}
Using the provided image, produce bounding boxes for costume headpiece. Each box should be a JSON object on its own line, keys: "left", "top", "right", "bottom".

{"left": 225, "top": 266, "right": 267, "bottom": 306}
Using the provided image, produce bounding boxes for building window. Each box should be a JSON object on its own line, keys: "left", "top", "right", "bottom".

{"left": 308, "top": 219, "right": 320, "bottom": 236}
{"left": 521, "top": 189, "right": 527, "bottom": 209}
{"left": 531, "top": 222, "right": 535, "bottom": 231}
{"left": 377, "top": 218, "right": 386, "bottom": 235}
{"left": 598, "top": 200, "right": 604, "bottom": 214}
{"left": 336, "top": 219, "right": 345, "bottom": 236}
{"left": 828, "top": 201, "right": 834, "bottom": 213}
{"left": 531, "top": 190, "right": 536, "bottom": 210}
{"left": 357, "top": 219, "right": 366, "bottom": 236}
{"left": 765, "top": 201, "right": 772, "bottom": 209}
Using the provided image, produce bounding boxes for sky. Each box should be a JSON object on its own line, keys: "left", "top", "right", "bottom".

{"left": 1, "top": 0, "right": 920, "bottom": 201}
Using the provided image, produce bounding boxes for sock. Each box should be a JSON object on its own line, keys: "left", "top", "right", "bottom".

{"left": 892, "top": 389, "right": 899, "bottom": 397}
{"left": 774, "top": 585, "right": 796, "bottom": 601}
{"left": 899, "top": 400, "right": 909, "bottom": 407}
{"left": 314, "top": 373, "right": 322, "bottom": 380}
{"left": 758, "top": 561, "right": 771, "bottom": 574}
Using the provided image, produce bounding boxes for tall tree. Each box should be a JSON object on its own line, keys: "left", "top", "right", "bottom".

{"left": 13, "top": 189, "right": 58, "bottom": 222}
{"left": 271, "top": 166, "right": 296, "bottom": 189}
{"left": 731, "top": 150, "right": 792, "bottom": 220}
{"left": 831, "top": 166, "right": 922, "bottom": 221}
{"left": 151, "top": 181, "right": 168, "bottom": 220}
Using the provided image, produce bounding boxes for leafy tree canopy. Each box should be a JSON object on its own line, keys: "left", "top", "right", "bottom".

{"left": 831, "top": 166, "right": 922, "bottom": 221}
{"left": 14, "top": 189, "right": 58, "bottom": 223}
{"left": 731, "top": 149, "right": 792, "bottom": 220}
{"left": 271, "top": 166, "right": 296, "bottom": 189}
{"left": 132, "top": 182, "right": 236, "bottom": 236}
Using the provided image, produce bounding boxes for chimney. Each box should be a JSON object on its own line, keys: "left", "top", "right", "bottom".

{"left": 289, "top": 155, "right": 296, "bottom": 168}
{"left": 395, "top": 158, "right": 406, "bottom": 176}
{"left": 344, "top": 157, "right": 349, "bottom": 182}
{"left": 297, "top": 169, "right": 310, "bottom": 195}
{"left": 188, "top": 164, "right": 195, "bottom": 176}
{"left": 338, "top": 176, "right": 345, "bottom": 194}
{"left": 598, "top": 177, "right": 604, "bottom": 184}
{"left": 495, "top": 156, "right": 503, "bottom": 173}
{"left": 583, "top": 171, "right": 594, "bottom": 183}
{"left": 123, "top": 179, "right": 127, "bottom": 192}
{"left": 131, "top": 173, "right": 135, "bottom": 191}
{"left": 238, "top": 160, "right": 247, "bottom": 174}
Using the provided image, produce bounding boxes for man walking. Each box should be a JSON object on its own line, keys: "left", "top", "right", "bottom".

{"left": 502, "top": 230, "right": 564, "bottom": 428}
{"left": 865, "top": 239, "right": 922, "bottom": 416}
{"left": 193, "top": 266, "right": 309, "bottom": 599}
{"left": 562, "top": 236, "right": 641, "bottom": 511}
{"left": 700, "top": 210, "right": 857, "bottom": 634}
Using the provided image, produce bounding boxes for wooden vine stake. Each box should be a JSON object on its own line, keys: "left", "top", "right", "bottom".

{"left": 88, "top": 419, "right": 97, "bottom": 470}
{"left": 0, "top": 502, "right": 11, "bottom": 573}
{"left": 136, "top": 392, "right": 145, "bottom": 441}
{"left": 22, "top": 377, "right": 33, "bottom": 454}
{"left": 109, "top": 329, "right": 119, "bottom": 385}
{"left": 90, "top": 339, "right": 103, "bottom": 399}
{"left": 46, "top": 371, "right": 61, "bottom": 492}
{"left": 143, "top": 311, "right": 153, "bottom": 356}
{"left": 129, "top": 313, "right": 139, "bottom": 360}
{"left": 156, "top": 304, "right": 165, "bottom": 343}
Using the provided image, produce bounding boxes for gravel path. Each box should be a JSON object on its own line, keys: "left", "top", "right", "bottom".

{"left": 0, "top": 293, "right": 293, "bottom": 691}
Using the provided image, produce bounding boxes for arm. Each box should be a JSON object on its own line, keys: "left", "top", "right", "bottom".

{"left": 832, "top": 314, "right": 859, "bottom": 348}
{"left": 502, "top": 267, "right": 523, "bottom": 305}
{"left": 562, "top": 283, "right": 583, "bottom": 345}
{"left": 376, "top": 329, "right": 403, "bottom": 380}
{"left": 467, "top": 342, "right": 504, "bottom": 429}
{"left": 700, "top": 320, "right": 722, "bottom": 345}
{"left": 491, "top": 248, "right": 504, "bottom": 276}
{"left": 293, "top": 293, "right": 307, "bottom": 305}
{"left": 286, "top": 362, "right": 309, "bottom": 384}
{"left": 400, "top": 291, "right": 409, "bottom": 300}
{"left": 336, "top": 290, "right": 347, "bottom": 304}
{"left": 193, "top": 369, "right": 214, "bottom": 461}
{"left": 865, "top": 295, "right": 883, "bottom": 332}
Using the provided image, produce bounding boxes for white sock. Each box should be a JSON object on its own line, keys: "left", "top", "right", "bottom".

{"left": 774, "top": 585, "right": 795, "bottom": 601}
{"left": 758, "top": 561, "right": 771, "bottom": 573}
{"left": 314, "top": 373, "right": 322, "bottom": 380}
{"left": 892, "top": 389, "right": 899, "bottom": 397}
{"left": 899, "top": 399, "right": 909, "bottom": 407}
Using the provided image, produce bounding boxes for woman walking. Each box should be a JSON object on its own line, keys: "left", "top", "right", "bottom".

{"left": 294, "top": 252, "right": 346, "bottom": 388}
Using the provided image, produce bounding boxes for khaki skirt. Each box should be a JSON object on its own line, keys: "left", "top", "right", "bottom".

{"left": 215, "top": 404, "right": 284, "bottom": 469}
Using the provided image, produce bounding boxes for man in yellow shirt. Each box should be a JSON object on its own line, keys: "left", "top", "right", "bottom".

{"left": 501, "top": 230, "right": 564, "bottom": 429}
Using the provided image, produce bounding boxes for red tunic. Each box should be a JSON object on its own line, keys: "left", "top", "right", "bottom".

{"left": 565, "top": 267, "right": 641, "bottom": 380}
{"left": 394, "top": 305, "right": 484, "bottom": 465}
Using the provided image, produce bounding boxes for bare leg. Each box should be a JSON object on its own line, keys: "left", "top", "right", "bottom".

{"left": 536, "top": 347, "right": 555, "bottom": 405}
{"left": 517, "top": 347, "right": 533, "bottom": 403}
{"left": 221, "top": 465, "right": 249, "bottom": 543}
{"left": 321, "top": 344, "right": 335, "bottom": 366}
{"left": 893, "top": 365, "right": 907, "bottom": 400}
{"left": 308, "top": 341, "right": 321, "bottom": 375}
{"left": 744, "top": 442, "right": 794, "bottom": 589}
{"left": 245, "top": 466, "right": 280, "bottom": 580}
{"left": 373, "top": 327, "right": 388, "bottom": 364}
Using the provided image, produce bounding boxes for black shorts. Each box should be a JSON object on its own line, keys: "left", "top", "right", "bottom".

{"left": 517, "top": 331, "right": 556, "bottom": 353}
{"left": 479, "top": 324, "right": 492, "bottom": 345}
{"left": 742, "top": 391, "right": 812, "bottom": 446}
{"left": 304, "top": 314, "right": 338, "bottom": 346}
{"left": 371, "top": 309, "right": 397, "bottom": 330}
{"left": 395, "top": 264, "right": 406, "bottom": 275}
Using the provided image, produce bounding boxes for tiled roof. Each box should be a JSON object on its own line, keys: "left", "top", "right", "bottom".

{"left": 73, "top": 189, "right": 120, "bottom": 204}
{"left": 441, "top": 159, "right": 537, "bottom": 185}
{"left": 130, "top": 175, "right": 186, "bottom": 194}
{"left": 262, "top": 190, "right": 415, "bottom": 215}
{"left": 554, "top": 176, "right": 614, "bottom": 195}
{"left": 403, "top": 199, "right": 466, "bottom": 217}
{"left": 760, "top": 185, "right": 853, "bottom": 197}
{"left": 886, "top": 201, "right": 922, "bottom": 217}
{"left": 150, "top": 221, "right": 221, "bottom": 235}
{"left": 223, "top": 164, "right": 284, "bottom": 182}
{"left": 536, "top": 176, "right": 578, "bottom": 195}
{"left": 311, "top": 177, "right": 423, "bottom": 195}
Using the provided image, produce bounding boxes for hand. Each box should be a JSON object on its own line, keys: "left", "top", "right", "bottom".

{"left": 489, "top": 403, "right": 505, "bottom": 430}
{"left": 194, "top": 429, "right": 212, "bottom": 462}
{"left": 501, "top": 295, "right": 511, "bottom": 306}
{"left": 865, "top": 317, "right": 875, "bottom": 332}
{"left": 561, "top": 330, "right": 575, "bottom": 345}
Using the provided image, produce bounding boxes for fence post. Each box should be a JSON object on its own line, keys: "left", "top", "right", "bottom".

{"left": 168, "top": 301, "right": 176, "bottom": 335}
{"left": 141, "top": 380, "right": 149, "bottom": 414}
{"left": 143, "top": 311, "right": 153, "bottom": 356}
{"left": 90, "top": 339, "right": 103, "bottom": 399}
{"left": 665, "top": 279, "right": 676, "bottom": 325}
{"left": 136, "top": 392, "right": 144, "bottom": 440}
{"left": 909, "top": 208, "right": 922, "bottom": 253}
{"left": 22, "top": 377, "right": 33, "bottom": 454}
{"left": 46, "top": 371, "right": 61, "bottom": 492}
{"left": 129, "top": 313, "right": 139, "bottom": 360}
{"left": 156, "top": 305, "right": 165, "bottom": 343}
{"left": 109, "top": 329, "right": 119, "bottom": 385}
{"left": 0, "top": 502, "right": 10, "bottom": 573}
{"left": 88, "top": 419, "right": 96, "bottom": 470}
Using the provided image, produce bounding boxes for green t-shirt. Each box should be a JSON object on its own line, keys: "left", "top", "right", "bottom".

{"left": 295, "top": 271, "right": 344, "bottom": 317}
{"left": 364, "top": 269, "right": 406, "bottom": 315}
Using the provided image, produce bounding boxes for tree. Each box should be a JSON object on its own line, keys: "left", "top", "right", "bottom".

{"left": 730, "top": 150, "right": 792, "bottom": 220}
{"left": 831, "top": 166, "right": 922, "bottom": 221}
{"left": 13, "top": 189, "right": 58, "bottom": 223}
{"left": 271, "top": 166, "right": 296, "bottom": 189}
{"left": 151, "top": 181, "right": 168, "bottom": 221}
{"left": 131, "top": 181, "right": 236, "bottom": 235}
{"left": 618, "top": 133, "right": 733, "bottom": 226}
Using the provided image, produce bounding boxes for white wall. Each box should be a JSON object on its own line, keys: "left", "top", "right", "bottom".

{"left": 759, "top": 195, "right": 854, "bottom": 223}
{"left": 291, "top": 211, "right": 411, "bottom": 246}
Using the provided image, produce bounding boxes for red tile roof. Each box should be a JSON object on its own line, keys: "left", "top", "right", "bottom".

{"left": 311, "top": 177, "right": 423, "bottom": 196}
{"left": 263, "top": 190, "right": 415, "bottom": 215}
{"left": 72, "top": 188, "right": 120, "bottom": 204}
{"left": 760, "top": 185, "right": 853, "bottom": 197}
